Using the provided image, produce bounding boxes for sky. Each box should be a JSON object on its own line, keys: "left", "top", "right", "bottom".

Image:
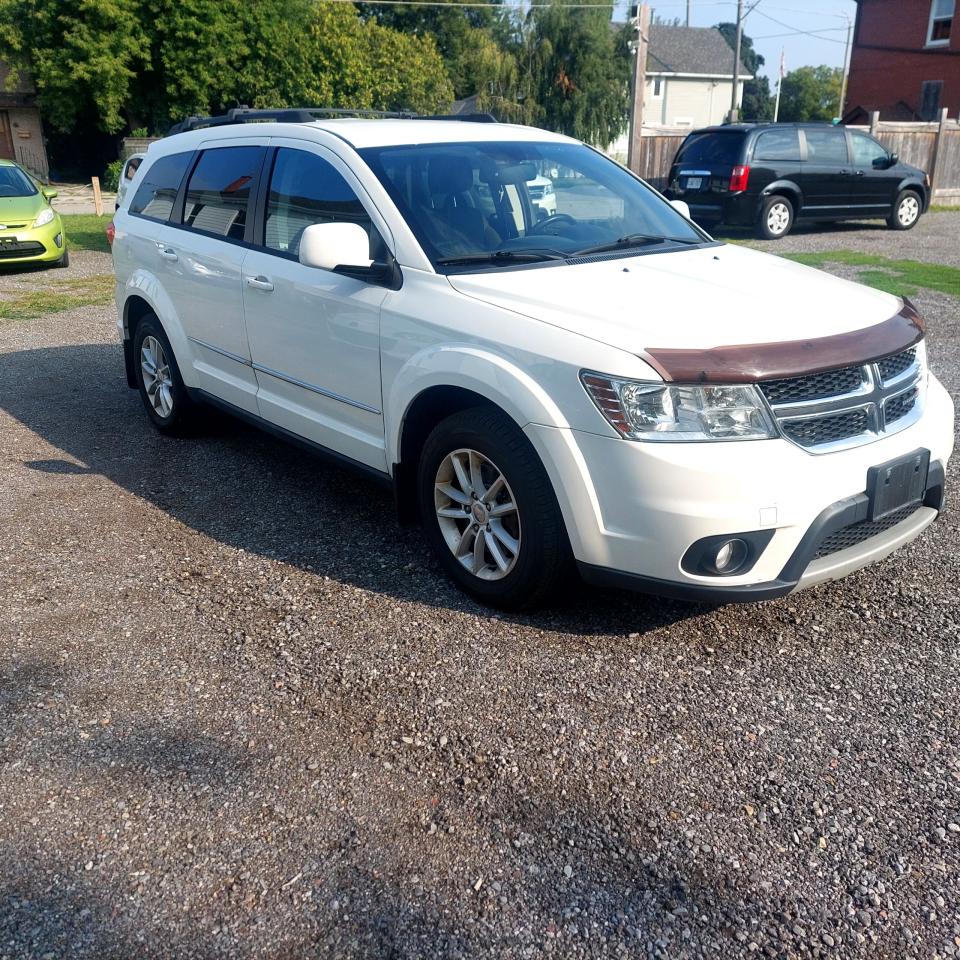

{"left": 617, "top": 0, "right": 860, "bottom": 81}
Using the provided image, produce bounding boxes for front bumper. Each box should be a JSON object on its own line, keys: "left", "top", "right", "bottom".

{"left": 0, "top": 215, "right": 66, "bottom": 265}
{"left": 525, "top": 374, "right": 954, "bottom": 601}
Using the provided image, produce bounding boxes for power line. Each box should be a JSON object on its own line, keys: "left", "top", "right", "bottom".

{"left": 751, "top": 27, "right": 849, "bottom": 41}
{"left": 754, "top": 8, "right": 850, "bottom": 44}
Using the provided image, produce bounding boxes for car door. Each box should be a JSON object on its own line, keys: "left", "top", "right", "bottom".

{"left": 157, "top": 140, "right": 267, "bottom": 414}
{"left": 799, "top": 127, "right": 852, "bottom": 217}
{"left": 847, "top": 130, "right": 898, "bottom": 216}
{"left": 241, "top": 142, "right": 391, "bottom": 472}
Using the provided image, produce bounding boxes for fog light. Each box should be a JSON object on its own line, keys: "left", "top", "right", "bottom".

{"left": 713, "top": 538, "right": 748, "bottom": 574}
{"left": 53, "top": 232, "right": 63, "bottom": 248}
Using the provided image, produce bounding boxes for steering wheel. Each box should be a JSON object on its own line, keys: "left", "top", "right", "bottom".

{"left": 530, "top": 213, "right": 577, "bottom": 234}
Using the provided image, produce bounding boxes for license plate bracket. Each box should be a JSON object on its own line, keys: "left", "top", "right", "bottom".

{"left": 684, "top": 177, "right": 702, "bottom": 191}
{"left": 866, "top": 449, "right": 929, "bottom": 521}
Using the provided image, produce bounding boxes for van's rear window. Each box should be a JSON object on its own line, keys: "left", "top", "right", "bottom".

{"left": 675, "top": 132, "right": 745, "bottom": 165}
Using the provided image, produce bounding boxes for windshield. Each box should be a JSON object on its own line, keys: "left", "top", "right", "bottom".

{"left": 675, "top": 132, "right": 745, "bottom": 166}
{"left": 0, "top": 164, "right": 38, "bottom": 198}
{"left": 359, "top": 140, "right": 707, "bottom": 270}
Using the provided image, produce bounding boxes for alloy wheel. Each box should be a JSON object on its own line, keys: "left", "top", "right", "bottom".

{"left": 140, "top": 335, "right": 174, "bottom": 419}
{"left": 898, "top": 195, "right": 920, "bottom": 227}
{"left": 434, "top": 448, "right": 521, "bottom": 581}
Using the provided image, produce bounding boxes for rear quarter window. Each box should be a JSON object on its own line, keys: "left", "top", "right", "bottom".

{"left": 675, "top": 132, "right": 745, "bottom": 165}
{"left": 752, "top": 128, "right": 801, "bottom": 162}
{"left": 129, "top": 152, "right": 193, "bottom": 222}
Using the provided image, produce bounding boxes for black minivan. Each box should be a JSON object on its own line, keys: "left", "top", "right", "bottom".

{"left": 664, "top": 123, "right": 930, "bottom": 239}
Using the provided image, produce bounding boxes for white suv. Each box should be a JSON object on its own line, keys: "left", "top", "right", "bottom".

{"left": 111, "top": 110, "right": 954, "bottom": 609}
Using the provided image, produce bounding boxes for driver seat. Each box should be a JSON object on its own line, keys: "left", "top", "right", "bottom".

{"left": 425, "top": 157, "right": 500, "bottom": 250}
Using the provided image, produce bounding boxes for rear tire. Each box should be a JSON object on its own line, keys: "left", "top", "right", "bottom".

{"left": 757, "top": 195, "right": 794, "bottom": 240}
{"left": 133, "top": 315, "right": 199, "bottom": 436}
{"left": 417, "top": 406, "right": 569, "bottom": 610}
{"left": 887, "top": 190, "right": 922, "bottom": 230}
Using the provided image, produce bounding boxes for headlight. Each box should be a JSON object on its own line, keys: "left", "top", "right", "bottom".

{"left": 34, "top": 207, "right": 56, "bottom": 228}
{"left": 581, "top": 372, "right": 777, "bottom": 441}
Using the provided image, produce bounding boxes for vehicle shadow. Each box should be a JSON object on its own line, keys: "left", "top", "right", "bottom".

{"left": 711, "top": 219, "right": 890, "bottom": 243}
{"left": 0, "top": 343, "right": 710, "bottom": 637}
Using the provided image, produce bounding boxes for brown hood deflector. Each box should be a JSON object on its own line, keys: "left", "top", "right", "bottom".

{"left": 644, "top": 299, "right": 924, "bottom": 384}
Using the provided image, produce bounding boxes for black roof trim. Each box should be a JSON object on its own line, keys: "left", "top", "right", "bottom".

{"left": 167, "top": 106, "right": 497, "bottom": 136}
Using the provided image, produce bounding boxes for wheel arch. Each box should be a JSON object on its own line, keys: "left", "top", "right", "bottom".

{"left": 121, "top": 294, "right": 155, "bottom": 388}
{"left": 896, "top": 179, "right": 928, "bottom": 209}
{"left": 761, "top": 181, "right": 803, "bottom": 213}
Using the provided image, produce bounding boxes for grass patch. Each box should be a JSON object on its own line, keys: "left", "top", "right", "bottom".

{"left": 929, "top": 204, "right": 960, "bottom": 213}
{"left": 61, "top": 213, "right": 112, "bottom": 253}
{"left": 780, "top": 250, "right": 960, "bottom": 298}
{"left": 0, "top": 274, "right": 114, "bottom": 321}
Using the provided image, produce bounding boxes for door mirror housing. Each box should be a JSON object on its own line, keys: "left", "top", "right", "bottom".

{"left": 879, "top": 152, "right": 899, "bottom": 169}
{"left": 669, "top": 199, "right": 691, "bottom": 220}
{"left": 299, "top": 221, "right": 372, "bottom": 271}
{"left": 42, "top": 187, "right": 58, "bottom": 200}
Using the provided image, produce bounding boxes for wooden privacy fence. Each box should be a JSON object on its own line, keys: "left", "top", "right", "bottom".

{"left": 626, "top": 113, "right": 960, "bottom": 204}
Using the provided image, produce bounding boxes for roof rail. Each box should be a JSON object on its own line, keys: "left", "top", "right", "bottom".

{"left": 166, "top": 106, "right": 498, "bottom": 135}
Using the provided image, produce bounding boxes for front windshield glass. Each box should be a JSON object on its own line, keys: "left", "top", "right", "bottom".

{"left": 0, "top": 164, "right": 38, "bottom": 198}
{"left": 359, "top": 140, "right": 707, "bottom": 269}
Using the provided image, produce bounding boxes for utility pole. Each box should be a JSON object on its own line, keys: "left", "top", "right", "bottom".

{"left": 838, "top": 11, "right": 854, "bottom": 120}
{"left": 729, "top": 0, "right": 744, "bottom": 123}
{"left": 773, "top": 47, "right": 784, "bottom": 122}
{"left": 686, "top": 0, "right": 691, "bottom": 28}
{"left": 627, "top": 3, "right": 651, "bottom": 175}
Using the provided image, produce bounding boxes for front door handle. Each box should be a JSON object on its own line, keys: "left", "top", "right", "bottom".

{"left": 245, "top": 275, "right": 274, "bottom": 292}
{"left": 159, "top": 247, "right": 178, "bottom": 262}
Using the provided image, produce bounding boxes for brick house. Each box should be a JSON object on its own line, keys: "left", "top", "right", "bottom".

{"left": 844, "top": 0, "right": 959, "bottom": 122}
{"left": 0, "top": 63, "right": 50, "bottom": 179}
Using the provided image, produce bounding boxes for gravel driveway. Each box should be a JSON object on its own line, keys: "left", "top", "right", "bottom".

{"left": 1, "top": 235, "right": 958, "bottom": 960}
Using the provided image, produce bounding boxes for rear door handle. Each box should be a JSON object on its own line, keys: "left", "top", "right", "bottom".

{"left": 159, "top": 247, "right": 178, "bottom": 262}
{"left": 245, "top": 275, "right": 274, "bottom": 292}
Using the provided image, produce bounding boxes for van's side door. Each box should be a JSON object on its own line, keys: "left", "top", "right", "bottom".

{"left": 799, "top": 127, "right": 853, "bottom": 217}
{"left": 847, "top": 130, "right": 899, "bottom": 217}
{"left": 157, "top": 140, "right": 267, "bottom": 414}
{"left": 241, "top": 142, "right": 391, "bottom": 472}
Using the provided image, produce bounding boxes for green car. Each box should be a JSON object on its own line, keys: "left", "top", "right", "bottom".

{"left": 0, "top": 159, "right": 68, "bottom": 268}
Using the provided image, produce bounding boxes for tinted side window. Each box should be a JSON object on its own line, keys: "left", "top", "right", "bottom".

{"left": 850, "top": 133, "right": 889, "bottom": 167}
{"left": 264, "top": 148, "right": 372, "bottom": 257}
{"left": 803, "top": 129, "right": 848, "bottom": 164}
{"left": 753, "top": 129, "right": 801, "bottom": 162}
{"left": 183, "top": 146, "right": 264, "bottom": 241}
{"left": 129, "top": 152, "right": 192, "bottom": 221}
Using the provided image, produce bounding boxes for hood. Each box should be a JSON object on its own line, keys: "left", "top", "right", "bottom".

{"left": 0, "top": 191, "right": 44, "bottom": 225}
{"left": 446, "top": 243, "right": 901, "bottom": 356}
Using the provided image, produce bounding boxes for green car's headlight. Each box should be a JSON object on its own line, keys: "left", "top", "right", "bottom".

{"left": 581, "top": 372, "right": 777, "bottom": 442}
{"left": 34, "top": 207, "right": 56, "bottom": 228}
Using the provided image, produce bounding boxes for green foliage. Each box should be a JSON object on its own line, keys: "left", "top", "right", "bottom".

{"left": 103, "top": 158, "right": 124, "bottom": 193}
{"left": 0, "top": 0, "right": 453, "bottom": 134}
{"left": 61, "top": 213, "right": 112, "bottom": 252}
{"left": 781, "top": 251, "right": 960, "bottom": 298}
{"left": 715, "top": 23, "right": 772, "bottom": 121}
{"left": 777, "top": 65, "right": 844, "bottom": 122}
{"left": 129, "top": 126, "right": 149, "bottom": 137}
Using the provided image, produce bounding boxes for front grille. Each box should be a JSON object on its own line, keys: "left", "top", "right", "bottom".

{"left": 0, "top": 240, "right": 45, "bottom": 260}
{"left": 760, "top": 366, "right": 864, "bottom": 405}
{"left": 757, "top": 346, "right": 924, "bottom": 452}
{"left": 878, "top": 348, "right": 916, "bottom": 382}
{"left": 814, "top": 504, "right": 922, "bottom": 558}
{"left": 781, "top": 409, "right": 869, "bottom": 447}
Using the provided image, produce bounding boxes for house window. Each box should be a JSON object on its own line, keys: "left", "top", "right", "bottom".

{"left": 927, "top": 0, "right": 954, "bottom": 45}
{"left": 651, "top": 77, "right": 663, "bottom": 98}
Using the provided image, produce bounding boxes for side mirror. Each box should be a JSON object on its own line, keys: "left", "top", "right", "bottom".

{"left": 669, "top": 199, "right": 691, "bottom": 219}
{"left": 42, "top": 187, "right": 58, "bottom": 200}
{"left": 299, "top": 222, "right": 372, "bottom": 271}
{"left": 888, "top": 152, "right": 899, "bottom": 168}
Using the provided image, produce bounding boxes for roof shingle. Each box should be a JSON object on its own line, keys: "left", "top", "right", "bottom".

{"left": 646, "top": 25, "right": 752, "bottom": 78}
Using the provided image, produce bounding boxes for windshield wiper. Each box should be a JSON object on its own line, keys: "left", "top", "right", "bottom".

{"left": 573, "top": 234, "right": 701, "bottom": 257}
{"left": 436, "top": 249, "right": 567, "bottom": 268}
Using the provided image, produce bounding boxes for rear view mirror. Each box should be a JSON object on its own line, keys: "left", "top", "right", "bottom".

{"left": 299, "top": 222, "right": 372, "bottom": 271}
{"left": 669, "top": 199, "right": 691, "bottom": 219}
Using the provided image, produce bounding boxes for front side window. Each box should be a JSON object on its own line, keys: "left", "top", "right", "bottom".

{"left": 182, "top": 146, "right": 264, "bottom": 241}
{"left": 850, "top": 132, "right": 890, "bottom": 167}
{"left": 753, "top": 128, "right": 801, "bottom": 162}
{"left": 263, "top": 148, "right": 375, "bottom": 258}
{"left": 129, "top": 152, "right": 192, "bottom": 221}
{"left": 0, "top": 163, "right": 38, "bottom": 198}
{"left": 803, "top": 128, "right": 848, "bottom": 165}
{"left": 928, "top": 0, "right": 954, "bottom": 44}
{"left": 360, "top": 140, "right": 706, "bottom": 269}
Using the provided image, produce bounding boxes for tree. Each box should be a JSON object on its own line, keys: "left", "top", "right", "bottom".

{"left": 777, "top": 65, "right": 844, "bottom": 122}
{"left": 716, "top": 22, "right": 772, "bottom": 121}
{"left": 0, "top": 0, "right": 453, "bottom": 134}
{"left": 521, "top": 1, "right": 630, "bottom": 149}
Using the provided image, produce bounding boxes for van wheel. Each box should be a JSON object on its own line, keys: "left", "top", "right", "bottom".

{"left": 418, "top": 406, "right": 569, "bottom": 610}
{"left": 133, "top": 315, "right": 199, "bottom": 435}
{"left": 758, "top": 196, "right": 794, "bottom": 239}
{"left": 888, "top": 190, "right": 922, "bottom": 230}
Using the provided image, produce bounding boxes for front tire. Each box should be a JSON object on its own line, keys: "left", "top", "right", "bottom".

{"left": 55, "top": 249, "right": 70, "bottom": 268}
{"left": 133, "top": 315, "right": 199, "bottom": 435}
{"left": 888, "top": 190, "right": 922, "bottom": 230}
{"left": 757, "top": 195, "right": 794, "bottom": 240}
{"left": 418, "top": 407, "right": 569, "bottom": 610}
